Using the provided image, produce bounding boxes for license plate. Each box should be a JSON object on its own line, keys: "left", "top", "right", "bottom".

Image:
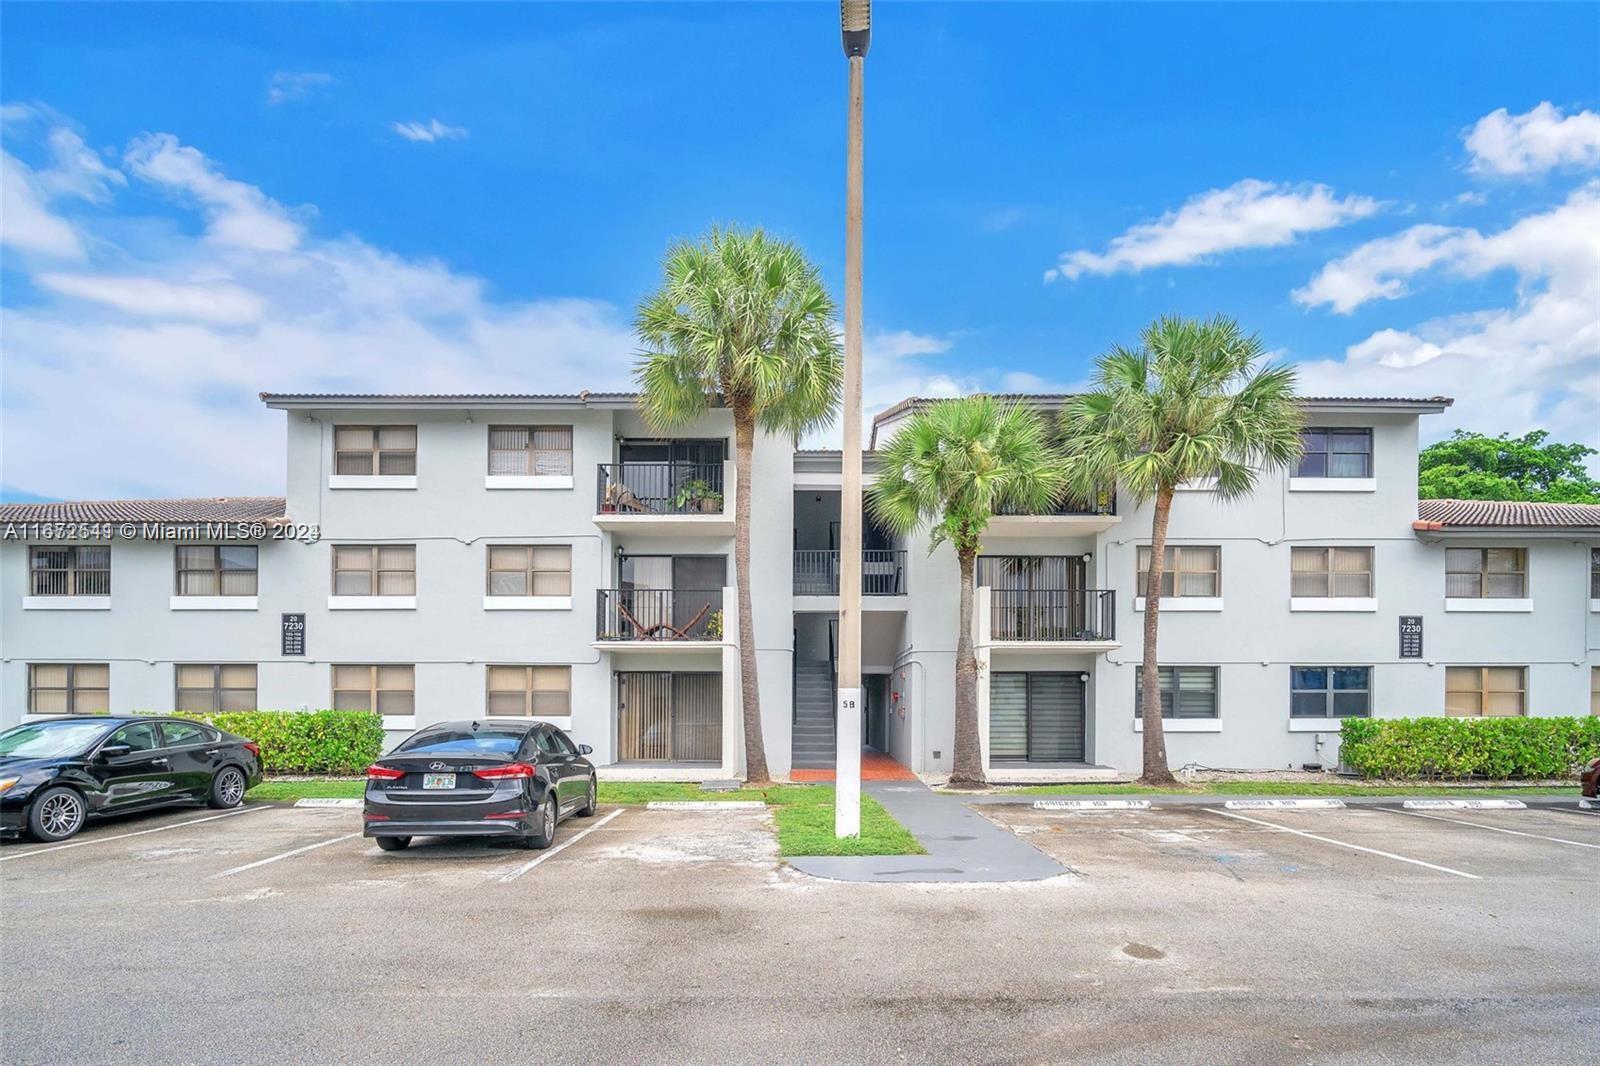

{"left": 422, "top": 773, "right": 455, "bottom": 790}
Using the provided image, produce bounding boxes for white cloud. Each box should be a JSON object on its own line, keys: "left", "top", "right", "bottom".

{"left": 0, "top": 149, "right": 85, "bottom": 259}
{"left": 1293, "top": 182, "right": 1600, "bottom": 453}
{"left": 266, "top": 72, "right": 335, "bottom": 106}
{"left": 1045, "top": 179, "right": 1379, "bottom": 281}
{"left": 1, "top": 115, "right": 639, "bottom": 501}
{"left": 391, "top": 119, "right": 468, "bottom": 144}
{"left": 124, "top": 133, "right": 304, "bottom": 252}
{"left": 1464, "top": 102, "right": 1600, "bottom": 177}
{"left": 1292, "top": 224, "right": 1464, "bottom": 313}
{"left": 35, "top": 127, "right": 126, "bottom": 203}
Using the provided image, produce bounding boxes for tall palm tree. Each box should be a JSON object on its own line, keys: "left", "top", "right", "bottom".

{"left": 869, "top": 396, "right": 1067, "bottom": 788}
{"left": 634, "top": 226, "right": 843, "bottom": 786}
{"left": 1062, "top": 315, "right": 1302, "bottom": 785}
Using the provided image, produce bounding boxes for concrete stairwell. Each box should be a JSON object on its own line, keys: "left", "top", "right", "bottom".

{"left": 791, "top": 658, "right": 836, "bottom": 770}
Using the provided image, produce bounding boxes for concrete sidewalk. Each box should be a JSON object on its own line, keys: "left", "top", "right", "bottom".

{"left": 786, "top": 780, "right": 1070, "bottom": 883}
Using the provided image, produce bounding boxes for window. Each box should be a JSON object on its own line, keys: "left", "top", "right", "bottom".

{"left": 1135, "top": 666, "right": 1219, "bottom": 719}
{"left": 108, "top": 721, "right": 161, "bottom": 752}
{"left": 549, "top": 728, "right": 579, "bottom": 755}
{"left": 1445, "top": 666, "right": 1526, "bottom": 717}
{"left": 334, "top": 425, "right": 416, "bottom": 476}
{"left": 1291, "top": 667, "right": 1371, "bottom": 718}
{"left": 1591, "top": 667, "right": 1599, "bottom": 716}
{"left": 1445, "top": 548, "right": 1526, "bottom": 599}
{"left": 29, "top": 546, "right": 110, "bottom": 596}
{"left": 332, "top": 665, "right": 415, "bottom": 716}
{"left": 488, "top": 426, "right": 573, "bottom": 476}
{"left": 486, "top": 545, "right": 571, "bottom": 597}
{"left": 1291, "top": 547, "right": 1374, "bottom": 598}
{"left": 1590, "top": 548, "right": 1599, "bottom": 599}
{"left": 1297, "top": 428, "right": 1372, "bottom": 478}
{"left": 175, "top": 546, "right": 258, "bottom": 596}
{"left": 486, "top": 665, "right": 571, "bottom": 717}
{"left": 1136, "top": 545, "right": 1220, "bottom": 598}
{"left": 534, "top": 730, "right": 560, "bottom": 755}
{"left": 160, "top": 721, "right": 216, "bottom": 747}
{"left": 175, "top": 664, "right": 258, "bottom": 713}
{"left": 28, "top": 663, "right": 109, "bottom": 715}
{"left": 332, "top": 545, "right": 416, "bottom": 596}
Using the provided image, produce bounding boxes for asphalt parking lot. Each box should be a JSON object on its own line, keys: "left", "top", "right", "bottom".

{"left": 2, "top": 797, "right": 1596, "bottom": 1064}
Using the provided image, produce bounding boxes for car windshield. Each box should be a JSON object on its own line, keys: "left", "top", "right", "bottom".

{"left": 392, "top": 729, "right": 524, "bottom": 756}
{"left": 0, "top": 721, "right": 114, "bottom": 759}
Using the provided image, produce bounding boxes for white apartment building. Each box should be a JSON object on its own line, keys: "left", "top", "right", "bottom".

{"left": 3, "top": 391, "right": 1597, "bottom": 780}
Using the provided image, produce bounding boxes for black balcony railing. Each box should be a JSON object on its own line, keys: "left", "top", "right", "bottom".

{"left": 989, "top": 589, "right": 1115, "bottom": 642}
{"left": 597, "top": 588, "right": 724, "bottom": 642}
{"left": 597, "top": 462, "right": 724, "bottom": 516}
{"left": 995, "top": 492, "right": 1116, "bottom": 517}
{"left": 793, "top": 549, "right": 906, "bottom": 596}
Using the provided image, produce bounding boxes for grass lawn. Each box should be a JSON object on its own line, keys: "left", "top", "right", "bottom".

{"left": 993, "top": 780, "right": 1573, "bottom": 798}
{"left": 245, "top": 778, "right": 923, "bottom": 857}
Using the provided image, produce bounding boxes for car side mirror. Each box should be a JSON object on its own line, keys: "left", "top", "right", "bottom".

{"left": 98, "top": 743, "right": 133, "bottom": 760}
{"left": 579, "top": 744, "right": 593, "bottom": 756}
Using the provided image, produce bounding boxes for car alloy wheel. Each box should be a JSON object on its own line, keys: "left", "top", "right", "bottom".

{"left": 543, "top": 796, "right": 557, "bottom": 838}
{"left": 38, "top": 791, "right": 84, "bottom": 839}
{"left": 217, "top": 769, "right": 245, "bottom": 807}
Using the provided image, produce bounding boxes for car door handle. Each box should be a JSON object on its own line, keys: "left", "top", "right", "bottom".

{"left": 151, "top": 757, "right": 170, "bottom": 766}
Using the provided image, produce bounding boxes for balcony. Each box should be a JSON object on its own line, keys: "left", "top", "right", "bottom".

{"left": 593, "top": 460, "right": 736, "bottom": 535}
{"left": 793, "top": 549, "right": 906, "bottom": 596}
{"left": 595, "top": 588, "right": 726, "bottom": 650}
{"left": 985, "top": 589, "right": 1117, "bottom": 647}
{"left": 985, "top": 492, "right": 1119, "bottom": 538}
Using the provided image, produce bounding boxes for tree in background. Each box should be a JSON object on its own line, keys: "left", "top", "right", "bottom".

{"left": 1419, "top": 430, "right": 1600, "bottom": 503}
{"left": 1061, "top": 315, "right": 1301, "bottom": 785}
{"left": 868, "top": 397, "right": 1068, "bottom": 788}
{"left": 635, "top": 226, "right": 843, "bottom": 786}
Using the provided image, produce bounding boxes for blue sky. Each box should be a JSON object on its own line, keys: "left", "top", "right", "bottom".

{"left": 2, "top": 1, "right": 1597, "bottom": 501}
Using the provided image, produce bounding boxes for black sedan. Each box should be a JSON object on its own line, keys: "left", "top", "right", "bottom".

{"left": 363, "top": 719, "right": 597, "bottom": 851}
{"left": 0, "top": 716, "right": 263, "bottom": 842}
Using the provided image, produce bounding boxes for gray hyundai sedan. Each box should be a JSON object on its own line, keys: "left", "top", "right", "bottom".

{"left": 363, "top": 719, "right": 597, "bottom": 851}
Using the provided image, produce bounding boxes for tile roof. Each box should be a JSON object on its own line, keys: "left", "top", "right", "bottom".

{"left": 260, "top": 391, "right": 642, "bottom": 409}
{"left": 869, "top": 393, "right": 1453, "bottom": 428}
{"left": 0, "top": 496, "right": 288, "bottom": 524}
{"left": 1416, "top": 498, "right": 1600, "bottom": 530}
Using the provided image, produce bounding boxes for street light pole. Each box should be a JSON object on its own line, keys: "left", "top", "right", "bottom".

{"left": 836, "top": 0, "right": 870, "bottom": 839}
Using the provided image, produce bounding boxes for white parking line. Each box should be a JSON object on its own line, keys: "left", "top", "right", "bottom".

{"left": 0, "top": 805, "right": 269, "bottom": 863}
{"left": 498, "top": 809, "right": 623, "bottom": 883}
{"left": 1208, "top": 809, "right": 1481, "bottom": 880}
{"left": 212, "top": 832, "right": 362, "bottom": 878}
{"left": 1383, "top": 807, "right": 1600, "bottom": 850}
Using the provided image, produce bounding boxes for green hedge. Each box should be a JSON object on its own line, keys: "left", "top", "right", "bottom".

{"left": 169, "top": 710, "right": 383, "bottom": 775}
{"left": 1339, "top": 716, "right": 1600, "bottom": 779}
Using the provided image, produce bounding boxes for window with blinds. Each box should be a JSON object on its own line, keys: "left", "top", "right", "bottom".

{"left": 990, "top": 672, "right": 1086, "bottom": 762}
{"left": 175, "top": 546, "right": 258, "bottom": 596}
{"left": 332, "top": 665, "right": 415, "bottom": 716}
{"left": 29, "top": 545, "right": 110, "bottom": 596}
{"left": 334, "top": 425, "right": 416, "bottom": 475}
{"left": 1445, "top": 666, "right": 1525, "bottom": 717}
{"left": 1290, "top": 666, "right": 1371, "bottom": 718}
{"left": 486, "top": 545, "right": 571, "bottom": 596}
{"left": 1136, "top": 545, "right": 1220, "bottom": 598}
{"left": 1290, "top": 547, "right": 1374, "bottom": 598}
{"left": 1135, "top": 666, "right": 1219, "bottom": 719}
{"left": 28, "top": 663, "right": 109, "bottom": 715}
{"left": 176, "top": 664, "right": 258, "bottom": 713}
{"left": 488, "top": 426, "right": 573, "bottom": 476}
{"left": 1445, "top": 548, "right": 1526, "bottom": 598}
{"left": 1296, "top": 428, "right": 1372, "bottom": 478}
{"left": 332, "top": 545, "right": 416, "bottom": 596}
{"left": 1590, "top": 549, "right": 1598, "bottom": 599}
{"left": 615, "top": 672, "right": 721, "bottom": 762}
{"left": 486, "top": 665, "right": 571, "bottom": 717}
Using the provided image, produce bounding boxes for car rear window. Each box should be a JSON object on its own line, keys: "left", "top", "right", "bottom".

{"left": 392, "top": 729, "right": 524, "bottom": 756}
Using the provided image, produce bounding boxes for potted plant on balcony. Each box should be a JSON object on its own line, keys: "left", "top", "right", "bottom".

{"left": 673, "top": 479, "right": 723, "bottom": 514}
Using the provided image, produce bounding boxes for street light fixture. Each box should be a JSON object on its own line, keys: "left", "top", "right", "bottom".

{"left": 835, "top": 0, "right": 869, "bottom": 839}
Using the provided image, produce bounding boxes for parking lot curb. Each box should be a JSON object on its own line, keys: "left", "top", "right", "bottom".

{"left": 1402, "top": 798, "right": 1526, "bottom": 810}
{"left": 292, "top": 798, "right": 362, "bottom": 808}
{"left": 645, "top": 801, "right": 766, "bottom": 811}
{"left": 1032, "top": 799, "right": 1150, "bottom": 811}
{"left": 1223, "top": 798, "right": 1345, "bottom": 810}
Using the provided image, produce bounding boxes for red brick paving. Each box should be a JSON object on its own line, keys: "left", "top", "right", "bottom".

{"left": 791, "top": 749, "right": 918, "bottom": 782}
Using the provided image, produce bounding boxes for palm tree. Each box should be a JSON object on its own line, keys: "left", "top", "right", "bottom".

{"left": 868, "top": 396, "right": 1068, "bottom": 788}
{"left": 634, "top": 226, "right": 843, "bottom": 787}
{"left": 1061, "top": 315, "right": 1302, "bottom": 785}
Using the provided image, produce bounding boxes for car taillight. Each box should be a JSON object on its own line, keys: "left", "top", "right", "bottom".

{"left": 243, "top": 742, "right": 261, "bottom": 759}
{"left": 366, "top": 765, "right": 405, "bottom": 780}
{"left": 473, "top": 762, "right": 536, "bottom": 780}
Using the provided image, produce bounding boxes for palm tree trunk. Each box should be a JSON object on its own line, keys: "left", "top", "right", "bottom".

{"left": 732, "top": 409, "right": 770, "bottom": 786}
{"left": 1139, "top": 485, "right": 1178, "bottom": 786}
{"left": 949, "top": 548, "right": 987, "bottom": 788}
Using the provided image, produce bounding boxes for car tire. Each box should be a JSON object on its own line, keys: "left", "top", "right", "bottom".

{"left": 375, "top": 836, "right": 411, "bottom": 852}
{"left": 577, "top": 776, "right": 598, "bottom": 817}
{"left": 207, "top": 766, "right": 248, "bottom": 810}
{"left": 27, "top": 786, "right": 87, "bottom": 843}
{"left": 522, "top": 794, "right": 558, "bottom": 850}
